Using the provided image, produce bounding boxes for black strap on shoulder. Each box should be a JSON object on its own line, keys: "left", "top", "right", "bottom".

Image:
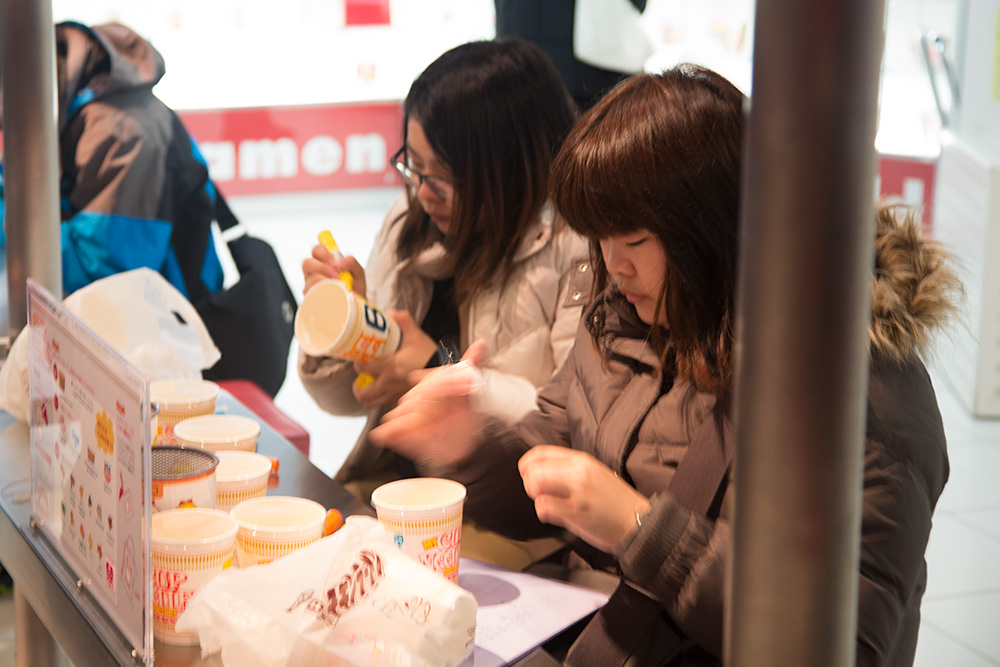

{"left": 214, "top": 187, "right": 240, "bottom": 233}
{"left": 565, "top": 400, "right": 733, "bottom": 667}
{"left": 668, "top": 398, "right": 733, "bottom": 516}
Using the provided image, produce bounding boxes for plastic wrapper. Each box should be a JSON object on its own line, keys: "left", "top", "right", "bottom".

{"left": 0, "top": 268, "right": 220, "bottom": 422}
{"left": 176, "top": 516, "right": 477, "bottom": 667}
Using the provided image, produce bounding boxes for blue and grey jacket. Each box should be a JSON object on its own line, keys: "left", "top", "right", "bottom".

{"left": 0, "top": 21, "right": 223, "bottom": 301}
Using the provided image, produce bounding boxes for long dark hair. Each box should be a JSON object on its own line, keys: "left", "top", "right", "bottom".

{"left": 551, "top": 65, "right": 745, "bottom": 394}
{"left": 394, "top": 38, "right": 577, "bottom": 303}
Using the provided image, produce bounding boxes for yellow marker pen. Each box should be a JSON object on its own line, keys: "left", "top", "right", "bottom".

{"left": 318, "top": 230, "right": 354, "bottom": 291}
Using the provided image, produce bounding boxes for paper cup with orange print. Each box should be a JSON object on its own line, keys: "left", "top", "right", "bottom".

{"left": 152, "top": 508, "right": 237, "bottom": 645}
{"left": 230, "top": 496, "right": 326, "bottom": 568}
{"left": 294, "top": 278, "right": 401, "bottom": 361}
{"left": 213, "top": 451, "right": 272, "bottom": 512}
{"left": 371, "top": 478, "right": 466, "bottom": 582}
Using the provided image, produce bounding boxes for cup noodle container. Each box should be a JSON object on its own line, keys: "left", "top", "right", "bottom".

{"left": 173, "top": 414, "right": 261, "bottom": 453}
{"left": 152, "top": 508, "right": 237, "bottom": 645}
{"left": 371, "top": 478, "right": 466, "bottom": 582}
{"left": 151, "top": 446, "right": 219, "bottom": 512}
{"left": 294, "top": 278, "right": 401, "bottom": 361}
{"left": 230, "top": 496, "right": 326, "bottom": 567}
{"left": 151, "top": 379, "right": 219, "bottom": 445}
{"left": 214, "top": 451, "right": 272, "bottom": 512}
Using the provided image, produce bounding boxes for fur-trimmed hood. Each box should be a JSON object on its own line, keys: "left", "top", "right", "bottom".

{"left": 869, "top": 203, "right": 960, "bottom": 362}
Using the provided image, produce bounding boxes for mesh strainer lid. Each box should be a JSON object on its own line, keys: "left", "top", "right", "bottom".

{"left": 152, "top": 446, "right": 220, "bottom": 481}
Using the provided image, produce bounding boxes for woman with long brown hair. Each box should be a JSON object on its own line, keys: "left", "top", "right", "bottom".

{"left": 299, "top": 39, "right": 589, "bottom": 530}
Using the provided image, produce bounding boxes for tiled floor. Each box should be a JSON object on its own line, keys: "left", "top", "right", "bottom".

{"left": 913, "top": 362, "right": 1000, "bottom": 667}
{"left": 1, "top": 189, "right": 998, "bottom": 664}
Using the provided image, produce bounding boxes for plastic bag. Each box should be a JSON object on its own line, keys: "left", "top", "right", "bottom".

{"left": 176, "top": 516, "right": 477, "bottom": 667}
{"left": 0, "top": 268, "right": 220, "bottom": 422}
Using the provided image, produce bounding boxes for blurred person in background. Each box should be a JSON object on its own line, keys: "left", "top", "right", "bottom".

{"left": 371, "top": 64, "right": 959, "bottom": 665}
{"left": 495, "top": 0, "right": 648, "bottom": 110}
{"left": 0, "top": 21, "right": 223, "bottom": 304}
{"left": 299, "top": 38, "right": 590, "bottom": 568}
{"left": 0, "top": 21, "right": 297, "bottom": 395}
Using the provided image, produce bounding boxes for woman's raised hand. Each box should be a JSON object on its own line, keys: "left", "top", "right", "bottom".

{"left": 518, "top": 446, "right": 651, "bottom": 554}
{"left": 301, "top": 243, "right": 366, "bottom": 296}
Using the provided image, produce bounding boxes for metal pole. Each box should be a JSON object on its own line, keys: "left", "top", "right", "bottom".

{"left": 0, "top": 0, "right": 62, "bottom": 341}
{"left": 727, "top": 1, "right": 886, "bottom": 665}
{"left": 3, "top": 1, "right": 62, "bottom": 662}
{"left": 13, "top": 586, "right": 59, "bottom": 667}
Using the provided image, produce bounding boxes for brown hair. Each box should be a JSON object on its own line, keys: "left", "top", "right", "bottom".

{"left": 551, "top": 65, "right": 746, "bottom": 394}
{"left": 393, "top": 38, "right": 577, "bottom": 304}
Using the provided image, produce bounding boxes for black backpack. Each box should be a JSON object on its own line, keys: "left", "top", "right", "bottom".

{"left": 196, "top": 190, "right": 297, "bottom": 397}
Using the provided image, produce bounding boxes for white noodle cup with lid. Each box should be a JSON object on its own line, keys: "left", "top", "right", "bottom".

{"left": 230, "top": 496, "right": 326, "bottom": 567}
{"left": 173, "top": 414, "right": 261, "bottom": 453}
{"left": 151, "top": 508, "right": 237, "bottom": 645}
{"left": 214, "top": 450, "right": 272, "bottom": 512}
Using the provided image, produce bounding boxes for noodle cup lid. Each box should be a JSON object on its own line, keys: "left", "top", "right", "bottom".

{"left": 371, "top": 478, "right": 466, "bottom": 521}
{"left": 152, "top": 446, "right": 220, "bottom": 482}
{"left": 215, "top": 451, "right": 272, "bottom": 484}
{"left": 230, "top": 496, "right": 325, "bottom": 541}
{"left": 150, "top": 379, "right": 219, "bottom": 409}
{"left": 173, "top": 414, "right": 261, "bottom": 445}
{"left": 152, "top": 508, "right": 237, "bottom": 554}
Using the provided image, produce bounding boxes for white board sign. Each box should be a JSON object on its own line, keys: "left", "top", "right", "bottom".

{"left": 27, "top": 279, "right": 153, "bottom": 664}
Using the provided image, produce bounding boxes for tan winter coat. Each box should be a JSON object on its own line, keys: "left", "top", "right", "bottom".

{"left": 431, "top": 205, "right": 958, "bottom": 666}
{"left": 299, "top": 193, "right": 590, "bottom": 484}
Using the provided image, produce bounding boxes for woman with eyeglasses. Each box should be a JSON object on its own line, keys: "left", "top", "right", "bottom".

{"left": 298, "top": 38, "right": 588, "bottom": 562}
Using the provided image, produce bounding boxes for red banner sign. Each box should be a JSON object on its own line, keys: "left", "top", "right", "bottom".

{"left": 177, "top": 102, "right": 404, "bottom": 197}
{"left": 876, "top": 154, "right": 937, "bottom": 231}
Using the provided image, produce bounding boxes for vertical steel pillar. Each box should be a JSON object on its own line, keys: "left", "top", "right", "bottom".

{"left": 727, "top": 1, "right": 887, "bottom": 665}
{"left": 0, "top": 0, "right": 62, "bottom": 340}
{"left": 3, "top": 1, "right": 61, "bottom": 663}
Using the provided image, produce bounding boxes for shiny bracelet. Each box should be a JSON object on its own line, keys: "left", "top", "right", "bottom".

{"left": 635, "top": 507, "right": 645, "bottom": 530}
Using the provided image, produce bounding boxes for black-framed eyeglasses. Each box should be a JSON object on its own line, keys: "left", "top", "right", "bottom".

{"left": 390, "top": 147, "right": 454, "bottom": 201}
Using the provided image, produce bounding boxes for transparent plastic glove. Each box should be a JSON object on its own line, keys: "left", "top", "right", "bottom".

{"left": 370, "top": 341, "right": 488, "bottom": 469}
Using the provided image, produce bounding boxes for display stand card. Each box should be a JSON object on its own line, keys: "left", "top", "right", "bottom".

{"left": 26, "top": 279, "right": 153, "bottom": 665}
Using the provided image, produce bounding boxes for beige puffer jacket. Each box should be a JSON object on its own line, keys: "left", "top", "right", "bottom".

{"left": 433, "top": 205, "right": 959, "bottom": 666}
{"left": 299, "top": 193, "right": 591, "bottom": 484}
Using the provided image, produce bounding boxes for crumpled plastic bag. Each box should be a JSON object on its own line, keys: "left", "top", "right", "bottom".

{"left": 176, "top": 516, "right": 478, "bottom": 667}
{"left": 0, "top": 268, "right": 220, "bottom": 422}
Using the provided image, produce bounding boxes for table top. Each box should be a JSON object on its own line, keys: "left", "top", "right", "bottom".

{"left": 0, "top": 391, "right": 582, "bottom": 667}
{"left": 0, "top": 389, "right": 371, "bottom": 666}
